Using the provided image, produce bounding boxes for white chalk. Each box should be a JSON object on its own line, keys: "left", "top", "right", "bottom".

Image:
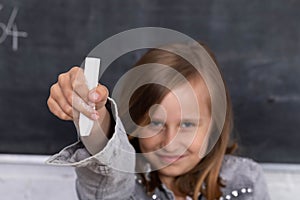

{"left": 79, "top": 57, "right": 100, "bottom": 137}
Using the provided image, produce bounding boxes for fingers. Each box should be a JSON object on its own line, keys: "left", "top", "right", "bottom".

{"left": 57, "top": 71, "right": 73, "bottom": 106}
{"left": 47, "top": 94, "right": 73, "bottom": 121}
{"left": 56, "top": 67, "right": 96, "bottom": 120}
{"left": 48, "top": 66, "right": 107, "bottom": 122}
{"left": 49, "top": 83, "right": 73, "bottom": 116}
{"left": 69, "top": 67, "right": 89, "bottom": 104}
{"left": 68, "top": 67, "right": 102, "bottom": 120}
{"left": 72, "top": 92, "right": 99, "bottom": 121}
{"left": 88, "top": 84, "right": 109, "bottom": 111}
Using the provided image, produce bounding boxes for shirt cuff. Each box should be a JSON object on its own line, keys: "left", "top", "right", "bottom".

{"left": 46, "top": 97, "right": 135, "bottom": 174}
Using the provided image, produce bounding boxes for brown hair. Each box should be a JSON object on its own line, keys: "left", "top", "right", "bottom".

{"left": 119, "top": 42, "right": 236, "bottom": 200}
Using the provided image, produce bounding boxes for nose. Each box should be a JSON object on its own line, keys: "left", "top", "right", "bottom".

{"left": 160, "top": 126, "right": 180, "bottom": 153}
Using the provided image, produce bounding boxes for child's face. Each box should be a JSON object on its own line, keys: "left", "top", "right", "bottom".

{"left": 138, "top": 78, "right": 211, "bottom": 177}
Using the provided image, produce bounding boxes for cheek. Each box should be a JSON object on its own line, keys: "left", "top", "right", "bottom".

{"left": 188, "top": 127, "right": 209, "bottom": 155}
{"left": 138, "top": 137, "right": 158, "bottom": 153}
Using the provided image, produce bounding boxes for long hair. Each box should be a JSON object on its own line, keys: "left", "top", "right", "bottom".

{"left": 118, "top": 42, "right": 236, "bottom": 200}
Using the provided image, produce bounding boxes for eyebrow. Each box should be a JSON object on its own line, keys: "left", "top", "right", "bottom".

{"left": 150, "top": 117, "right": 203, "bottom": 124}
{"left": 149, "top": 117, "right": 166, "bottom": 122}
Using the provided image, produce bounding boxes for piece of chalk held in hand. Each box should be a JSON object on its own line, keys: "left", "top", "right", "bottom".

{"left": 79, "top": 57, "right": 101, "bottom": 137}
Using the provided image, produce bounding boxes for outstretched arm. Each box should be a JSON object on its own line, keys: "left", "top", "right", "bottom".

{"left": 46, "top": 66, "right": 136, "bottom": 199}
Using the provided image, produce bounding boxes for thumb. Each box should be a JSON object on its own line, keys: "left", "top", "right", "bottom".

{"left": 88, "top": 84, "right": 109, "bottom": 111}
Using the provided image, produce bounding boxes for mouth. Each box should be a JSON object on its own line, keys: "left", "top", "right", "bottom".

{"left": 156, "top": 154, "right": 187, "bottom": 164}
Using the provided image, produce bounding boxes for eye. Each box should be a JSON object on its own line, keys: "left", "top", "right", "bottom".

{"left": 149, "top": 120, "right": 164, "bottom": 128}
{"left": 149, "top": 120, "right": 164, "bottom": 129}
{"left": 180, "top": 122, "right": 196, "bottom": 128}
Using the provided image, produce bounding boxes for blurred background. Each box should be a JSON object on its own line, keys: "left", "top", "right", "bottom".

{"left": 0, "top": 0, "right": 299, "bottom": 199}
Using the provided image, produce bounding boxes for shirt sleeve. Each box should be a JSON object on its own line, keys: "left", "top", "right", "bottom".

{"left": 46, "top": 97, "right": 136, "bottom": 200}
{"left": 220, "top": 155, "right": 271, "bottom": 200}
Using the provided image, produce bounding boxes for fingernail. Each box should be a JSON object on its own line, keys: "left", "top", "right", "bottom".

{"left": 91, "top": 92, "right": 99, "bottom": 100}
{"left": 91, "top": 113, "right": 99, "bottom": 120}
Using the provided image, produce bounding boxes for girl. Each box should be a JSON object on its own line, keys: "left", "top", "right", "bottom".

{"left": 47, "top": 42, "right": 270, "bottom": 200}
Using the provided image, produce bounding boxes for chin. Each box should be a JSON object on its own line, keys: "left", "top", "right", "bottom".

{"left": 157, "top": 165, "right": 187, "bottom": 177}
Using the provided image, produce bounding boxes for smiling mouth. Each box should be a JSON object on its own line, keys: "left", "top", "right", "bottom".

{"left": 157, "top": 154, "right": 187, "bottom": 163}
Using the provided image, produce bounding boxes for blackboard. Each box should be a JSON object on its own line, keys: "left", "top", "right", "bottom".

{"left": 0, "top": 0, "right": 299, "bottom": 163}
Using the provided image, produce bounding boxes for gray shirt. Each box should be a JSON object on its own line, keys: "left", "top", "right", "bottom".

{"left": 46, "top": 98, "right": 270, "bottom": 200}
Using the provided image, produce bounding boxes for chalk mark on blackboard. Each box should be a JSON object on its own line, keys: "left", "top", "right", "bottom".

{"left": 0, "top": 7, "right": 28, "bottom": 51}
{"left": 267, "top": 94, "right": 300, "bottom": 103}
